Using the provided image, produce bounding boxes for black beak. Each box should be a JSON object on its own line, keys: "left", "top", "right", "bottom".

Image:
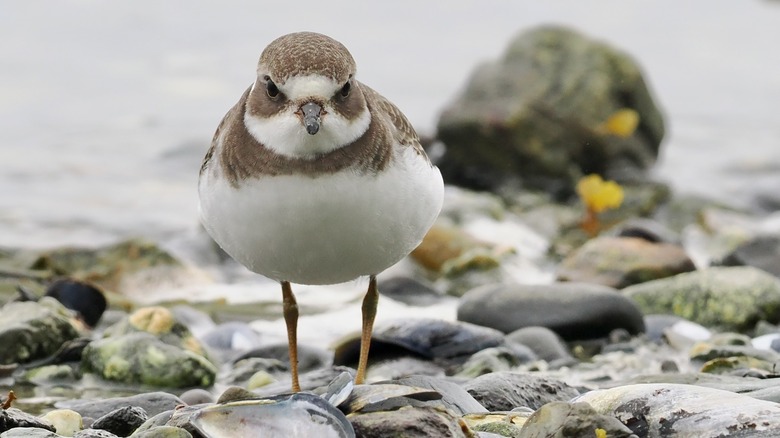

{"left": 300, "top": 102, "right": 322, "bottom": 135}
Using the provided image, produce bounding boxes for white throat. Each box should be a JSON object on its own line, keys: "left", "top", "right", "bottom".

{"left": 244, "top": 75, "right": 371, "bottom": 159}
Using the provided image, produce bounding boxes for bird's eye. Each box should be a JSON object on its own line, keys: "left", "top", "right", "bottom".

{"left": 265, "top": 76, "right": 279, "bottom": 98}
{"left": 340, "top": 81, "right": 351, "bottom": 98}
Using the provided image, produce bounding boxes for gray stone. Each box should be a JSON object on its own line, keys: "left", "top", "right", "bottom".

{"left": 349, "top": 406, "right": 469, "bottom": 438}
{"left": 91, "top": 406, "right": 148, "bottom": 437}
{"left": 0, "top": 428, "right": 60, "bottom": 438}
{"left": 462, "top": 372, "right": 579, "bottom": 411}
{"left": 557, "top": 236, "right": 695, "bottom": 288}
{"left": 391, "top": 375, "right": 488, "bottom": 415}
{"left": 0, "top": 408, "right": 55, "bottom": 434}
{"left": 0, "top": 298, "right": 80, "bottom": 365}
{"left": 576, "top": 383, "right": 780, "bottom": 436}
{"left": 436, "top": 25, "right": 664, "bottom": 194}
{"left": 129, "top": 426, "right": 192, "bottom": 438}
{"left": 518, "top": 401, "right": 636, "bottom": 438}
{"left": 623, "top": 266, "right": 780, "bottom": 332}
{"left": 57, "top": 392, "right": 183, "bottom": 420}
{"left": 506, "top": 326, "right": 573, "bottom": 362}
{"left": 81, "top": 332, "right": 216, "bottom": 387}
{"left": 721, "top": 235, "right": 780, "bottom": 278}
{"left": 73, "top": 430, "right": 119, "bottom": 438}
{"left": 458, "top": 283, "right": 644, "bottom": 340}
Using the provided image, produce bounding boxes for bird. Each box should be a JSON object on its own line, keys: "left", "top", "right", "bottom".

{"left": 198, "top": 32, "right": 444, "bottom": 392}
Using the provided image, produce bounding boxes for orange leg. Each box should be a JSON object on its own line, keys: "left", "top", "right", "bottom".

{"left": 355, "top": 275, "right": 378, "bottom": 384}
{"left": 281, "top": 281, "right": 300, "bottom": 392}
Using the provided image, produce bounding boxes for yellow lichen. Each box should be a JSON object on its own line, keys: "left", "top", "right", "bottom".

{"left": 598, "top": 108, "right": 640, "bottom": 138}
{"left": 129, "top": 306, "right": 175, "bottom": 334}
{"left": 595, "top": 428, "right": 608, "bottom": 438}
{"left": 577, "top": 174, "right": 624, "bottom": 214}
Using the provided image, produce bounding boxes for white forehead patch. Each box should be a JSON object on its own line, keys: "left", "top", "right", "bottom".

{"left": 280, "top": 74, "right": 341, "bottom": 101}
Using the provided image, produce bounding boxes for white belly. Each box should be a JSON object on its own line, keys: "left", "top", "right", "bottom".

{"left": 198, "top": 148, "right": 443, "bottom": 285}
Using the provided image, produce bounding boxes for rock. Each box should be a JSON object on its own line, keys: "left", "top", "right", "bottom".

{"left": 333, "top": 318, "right": 505, "bottom": 370}
{"left": 178, "top": 389, "right": 214, "bottom": 406}
{"left": 505, "top": 326, "right": 573, "bottom": 362}
{"left": 349, "top": 406, "right": 468, "bottom": 438}
{"left": 22, "top": 364, "right": 81, "bottom": 385}
{"left": 91, "top": 406, "right": 147, "bottom": 437}
{"left": 615, "top": 373, "right": 780, "bottom": 404}
{"left": 45, "top": 279, "right": 107, "bottom": 328}
{"left": 518, "top": 401, "right": 636, "bottom": 438}
{"left": 611, "top": 217, "right": 680, "bottom": 244}
{"left": 391, "top": 375, "right": 488, "bottom": 415}
{"left": 128, "top": 426, "right": 192, "bottom": 438}
{"left": 199, "top": 321, "right": 263, "bottom": 361}
{"left": 458, "top": 283, "right": 645, "bottom": 340}
{"left": 623, "top": 266, "right": 780, "bottom": 332}
{"left": 57, "top": 392, "right": 183, "bottom": 421}
{"left": 223, "top": 357, "right": 287, "bottom": 386}
{"left": 82, "top": 332, "right": 216, "bottom": 387}
{"left": 436, "top": 25, "right": 664, "bottom": 195}
{"left": 557, "top": 236, "right": 695, "bottom": 288}
{"left": 253, "top": 366, "right": 355, "bottom": 397}
{"left": 103, "top": 307, "right": 208, "bottom": 358}
{"left": 462, "top": 372, "right": 579, "bottom": 411}
{"left": 455, "top": 347, "right": 526, "bottom": 378}
{"left": 233, "top": 343, "right": 331, "bottom": 374}
{"left": 0, "top": 408, "right": 55, "bottom": 433}
{"left": 0, "top": 428, "right": 60, "bottom": 437}
{"left": 472, "top": 421, "right": 523, "bottom": 438}
{"left": 410, "top": 223, "right": 507, "bottom": 276}
{"left": 376, "top": 276, "right": 444, "bottom": 306}
{"left": 576, "top": 383, "right": 780, "bottom": 436}
{"left": 720, "top": 235, "right": 780, "bottom": 278}
{"left": 0, "top": 298, "right": 80, "bottom": 365}
{"left": 39, "top": 409, "right": 82, "bottom": 436}
{"left": 74, "top": 430, "right": 120, "bottom": 438}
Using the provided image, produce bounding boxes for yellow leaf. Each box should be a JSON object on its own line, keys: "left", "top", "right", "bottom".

{"left": 576, "top": 174, "right": 624, "bottom": 213}
{"left": 595, "top": 428, "right": 607, "bottom": 438}
{"left": 599, "top": 108, "right": 640, "bottom": 138}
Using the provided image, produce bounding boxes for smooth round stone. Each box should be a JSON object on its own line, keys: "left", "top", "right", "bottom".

{"left": 505, "top": 326, "right": 572, "bottom": 362}
{"left": 519, "top": 401, "right": 635, "bottom": 438}
{"left": 662, "top": 319, "right": 712, "bottom": 350}
{"left": 377, "top": 276, "right": 444, "bottom": 306}
{"left": 751, "top": 333, "right": 780, "bottom": 351}
{"left": 200, "top": 322, "right": 262, "bottom": 359}
{"left": 458, "top": 283, "right": 644, "bottom": 340}
{"left": 556, "top": 236, "right": 695, "bottom": 289}
{"left": 720, "top": 235, "right": 780, "bottom": 278}
{"left": 462, "top": 371, "right": 579, "bottom": 411}
{"left": 39, "top": 409, "right": 82, "bottom": 437}
{"left": 576, "top": 383, "right": 780, "bottom": 436}
{"left": 90, "top": 406, "right": 147, "bottom": 437}
{"left": 624, "top": 266, "right": 780, "bottom": 332}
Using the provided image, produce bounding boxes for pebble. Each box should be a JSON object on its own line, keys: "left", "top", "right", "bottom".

{"left": 462, "top": 371, "right": 580, "bottom": 411}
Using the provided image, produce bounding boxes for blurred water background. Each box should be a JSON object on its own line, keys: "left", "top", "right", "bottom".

{"left": 1, "top": 0, "right": 778, "bottom": 250}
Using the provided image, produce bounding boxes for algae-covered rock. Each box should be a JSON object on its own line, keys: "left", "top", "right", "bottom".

{"left": 0, "top": 298, "right": 80, "bottom": 365}
{"left": 519, "top": 401, "right": 636, "bottom": 438}
{"left": 437, "top": 25, "right": 665, "bottom": 195}
{"left": 623, "top": 266, "right": 780, "bottom": 332}
{"left": 103, "top": 307, "right": 207, "bottom": 358}
{"left": 82, "top": 332, "right": 216, "bottom": 388}
{"left": 557, "top": 236, "right": 696, "bottom": 288}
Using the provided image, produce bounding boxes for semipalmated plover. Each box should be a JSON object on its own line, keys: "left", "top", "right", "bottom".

{"left": 198, "top": 32, "right": 444, "bottom": 391}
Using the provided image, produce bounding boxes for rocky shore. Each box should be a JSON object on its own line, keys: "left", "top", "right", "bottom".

{"left": 3, "top": 25, "right": 780, "bottom": 438}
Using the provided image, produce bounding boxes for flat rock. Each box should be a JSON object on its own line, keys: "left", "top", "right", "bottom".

{"left": 623, "top": 266, "right": 780, "bottom": 332}
{"left": 458, "top": 283, "right": 644, "bottom": 340}
{"left": 436, "top": 25, "right": 665, "bottom": 194}
{"left": 349, "top": 406, "right": 469, "bottom": 438}
{"left": 557, "top": 236, "right": 695, "bottom": 288}
{"left": 576, "top": 383, "right": 780, "bottom": 437}
{"left": 519, "top": 401, "right": 636, "bottom": 438}
{"left": 462, "top": 371, "right": 579, "bottom": 411}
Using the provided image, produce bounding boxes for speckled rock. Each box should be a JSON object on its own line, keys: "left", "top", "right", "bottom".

{"left": 436, "top": 25, "right": 664, "bottom": 194}
{"left": 82, "top": 332, "right": 216, "bottom": 387}
{"left": 458, "top": 283, "right": 644, "bottom": 340}
{"left": 519, "top": 401, "right": 636, "bottom": 438}
{"left": 103, "top": 307, "right": 208, "bottom": 359}
{"left": 462, "top": 372, "right": 579, "bottom": 411}
{"left": 349, "top": 406, "right": 469, "bottom": 438}
{"left": 576, "top": 383, "right": 780, "bottom": 436}
{"left": 557, "top": 236, "right": 695, "bottom": 288}
{"left": 0, "top": 298, "right": 80, "bottom": 365}
{"left": 623, "top": 266, "right": 780, "bottom": 332}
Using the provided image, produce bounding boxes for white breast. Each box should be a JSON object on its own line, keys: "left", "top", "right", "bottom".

{"left": 198, "top": 147, "right": 443, "bottom": 285}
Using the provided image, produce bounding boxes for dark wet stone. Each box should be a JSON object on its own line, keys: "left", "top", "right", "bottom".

{"left": 178, "top": 389, "right": 214, "bottom": 406}
{"left": 436, "top": 25, "right": 664, "bottom": 195}
{"left": 45, "top": 279, "right": 107, "bottom": 328}
{"left": 234, "top": 342, "right": 331, "bottom": 373}
{"left": 57, "top": 392, "right": 183, "bottom": 420}
{"left": 90, "top": 406, "right": 147, "bottom": 437}
{"left": 0, "top": 298, "right": 80, "bottom": 365}
{"left": 0, "top": 407, "right": 55, "bottom": 433}
{"left": 519, "top": 401, "right": 636, "bottom": 438}
{"left": 462, "top": 371, "right": 579, "bottom": 411}
{"left": 577, "top": 383, "right": 780, "bottom": 436}
{"left": 377, "top": 276, "right": 444, "bottom": 306}
{"left": 350, "top": 406, "right": 469, "bottom": 438}
{"left": 720, "top": 235, "right": 780, "bottom": 278}
{"left": 458, "top": 283, "right": 645, "bottom": 340}
{"left": 333, "top": 318, "right": 504, "bottom": 369}
{"left": 505, "top": 326, "right": 572, "bottom": 362}
{"left": 557, "top": 236, "right": 695, "bottom": 288}
{"left": 391, "top": 375, "right": 488, "bottom": 415}
{"left": 623, "top": 266, "right": 780, "bottom": 332}
{"left": 82, "top": 332, "right": 216, "bottom": 387}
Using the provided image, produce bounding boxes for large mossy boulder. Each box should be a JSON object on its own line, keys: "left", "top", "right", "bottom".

{"left": 437, "top": 25, "right": 665, "bottom": 196}
{"left": 0, "top": 298, "right": 80, "bottom": 365}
